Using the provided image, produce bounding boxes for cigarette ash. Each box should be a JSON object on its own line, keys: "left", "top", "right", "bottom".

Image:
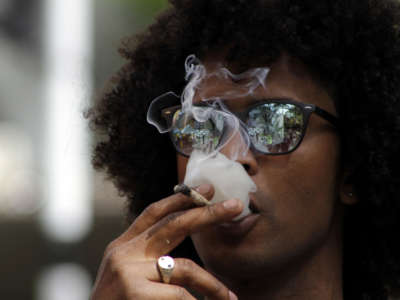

{"left": 173, "top": 183, "right": 210, "bottom": 206}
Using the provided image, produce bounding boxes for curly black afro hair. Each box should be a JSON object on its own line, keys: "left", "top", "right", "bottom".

{"left": 88, "top": 0, "right": 400, "bottom": 298}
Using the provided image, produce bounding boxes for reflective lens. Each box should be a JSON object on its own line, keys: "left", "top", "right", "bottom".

{"left": 170, "top": 108, "right": 224, "bottom": 155}
{"left": 247, "top": 103, "right": 303, "bottom": 153}
{"left": 169, "top": 102, "right": 305, "bottom": 156}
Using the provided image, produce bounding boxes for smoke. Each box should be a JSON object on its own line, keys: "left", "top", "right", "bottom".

{"left": 147, "top": 55, "right": 269, "bottom": 220}
{"left": 147, "top": 54, "right": 270, "bottom": 161}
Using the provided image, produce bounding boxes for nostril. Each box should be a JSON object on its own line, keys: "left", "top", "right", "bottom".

{"left": 242, "top": 162, "right": 258, "bottom": 176}
{"left": 236, "top": 151, "right": 258, "bottom": 175}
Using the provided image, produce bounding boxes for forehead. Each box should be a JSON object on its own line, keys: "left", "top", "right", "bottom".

{"left": 193, "top": 54, "right": 336, "bottom": 115}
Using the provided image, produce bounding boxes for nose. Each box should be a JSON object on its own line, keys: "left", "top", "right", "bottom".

{"left": 236, "top": 148, "right": 258, "bottom": 176}
{"left": 219, "top": 129, "right": 259, "bottom": 176}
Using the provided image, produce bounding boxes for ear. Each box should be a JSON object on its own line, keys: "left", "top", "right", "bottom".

{"left": 339, "top": 169, "right": 358, "bottom": 205}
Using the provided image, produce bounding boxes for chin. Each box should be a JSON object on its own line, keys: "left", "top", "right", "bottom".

{"left": 191, "top": 231, "right": 272, "bottom": 281}
{"left": 199, "top": 247, "right": 273, "bottom": 284}
{"left": 191, "top": 227, "right": 322, "bottom": 283}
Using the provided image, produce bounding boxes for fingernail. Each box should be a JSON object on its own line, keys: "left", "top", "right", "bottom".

{"left": 195, "top": 184, "right": 211, "bottom": 195}
{"left": 223, "top": 198, "right": 240, "bottom": 210}
{"left": 229, "top": 290, "right": 238, "bottom": 300}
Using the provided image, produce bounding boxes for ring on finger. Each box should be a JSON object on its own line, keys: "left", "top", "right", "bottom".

{"left": 157, "top": 256, "right": 175, "bottom": 284}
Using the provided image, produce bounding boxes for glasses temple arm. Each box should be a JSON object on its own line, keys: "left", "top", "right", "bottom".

{"left": 314, "top": 106, "right": 340, "bottom": 128}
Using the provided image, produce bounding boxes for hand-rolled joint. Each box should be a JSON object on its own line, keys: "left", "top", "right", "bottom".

{"left": 174, "top": 184, "right": 211, "bottom": 206}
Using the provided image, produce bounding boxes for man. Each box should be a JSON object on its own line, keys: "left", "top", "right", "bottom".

{"left": 88, "top": 0, "right": 400, "bottom": 299}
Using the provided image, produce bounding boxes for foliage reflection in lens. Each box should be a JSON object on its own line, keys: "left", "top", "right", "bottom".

{"left": 170, "top": 108, "right": 224, "bottom": 155}
{"left": 247, "top": 103, "right": 303, "bottom": 153}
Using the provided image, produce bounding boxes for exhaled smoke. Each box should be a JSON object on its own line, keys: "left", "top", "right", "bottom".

{"left": 147, "top": 55, "right": 269, "bottom": 220}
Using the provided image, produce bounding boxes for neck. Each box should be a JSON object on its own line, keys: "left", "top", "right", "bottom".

{"left": 224, "top": 216, "right": 343, "bottom": 300}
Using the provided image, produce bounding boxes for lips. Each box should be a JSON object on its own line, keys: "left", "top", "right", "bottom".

{"left": 217, "top": 196, "right": 261, "bottom": 237}
{"left": 249, "top": 199, "right": 260, "bottom": 214}
{"left": 218, "top": 213, "right": 260, "bottom": 237}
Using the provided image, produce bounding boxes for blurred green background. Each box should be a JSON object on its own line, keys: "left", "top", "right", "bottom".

{"left": 0, "top": 0, "right": 167, "bottom": 299}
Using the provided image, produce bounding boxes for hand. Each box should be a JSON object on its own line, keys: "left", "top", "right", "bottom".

{"left": 90, "top": 184, "right": 242, "bottom": 300}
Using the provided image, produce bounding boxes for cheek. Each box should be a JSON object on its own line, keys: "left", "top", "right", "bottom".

{"left": 294, "top": 132, "right": 341, "bottom": 200}
{"left": 257, "top": 133, "right": 341, "bottom": 242}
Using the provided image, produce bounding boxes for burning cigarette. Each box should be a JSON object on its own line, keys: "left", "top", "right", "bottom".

{"left": 174, "top": 184, "right": 211, "bottom": 206}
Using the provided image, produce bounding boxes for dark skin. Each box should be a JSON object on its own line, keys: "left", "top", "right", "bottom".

{"left": 91, "top": 54, "right": 357, "bottom": 300}
{"left": 91, "top": 186, "right": 242, "bottom": 300}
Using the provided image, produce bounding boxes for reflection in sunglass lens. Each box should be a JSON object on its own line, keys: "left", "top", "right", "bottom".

{"left": 170, "top": 108, "right": 224, "bottom": 155}
{"left": 247, "top": 103, "right": 303, "bottom": 153}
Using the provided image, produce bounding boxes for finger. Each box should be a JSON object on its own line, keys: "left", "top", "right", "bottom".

{"left": 128, "top": 281, "right": 197, "bottom": 300}
{"left": 149, "top": 258, "right": 236, "bottom": 300}
{"left": 117, "top": 184, "right": 215, "bottom": 245}
{"left": 144, "top": 198, "right": 243, "bottom": 257}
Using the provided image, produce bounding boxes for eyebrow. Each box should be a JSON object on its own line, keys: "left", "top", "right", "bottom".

{"left": 208, "top": 97, "right": 280, "bottom": 111}
{"left": 163, "top": 97, "right": 339, "bottom": 129}
{"left": 194, "top": 96, "right": 265, "bottom": 104}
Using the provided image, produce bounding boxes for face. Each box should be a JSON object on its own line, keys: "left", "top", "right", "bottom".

{"left": 177, "top": 54, "right": 347, "bottom": 283}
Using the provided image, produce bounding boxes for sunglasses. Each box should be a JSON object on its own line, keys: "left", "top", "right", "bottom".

{"left": 159, "top": 98, "right": 339, "bottom": 157}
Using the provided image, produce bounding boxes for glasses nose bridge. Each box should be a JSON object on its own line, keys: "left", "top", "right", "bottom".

{"left": 221, "top": 109, "right": 253, "bottom": 148}
{"left": 232, "top": 110, "right": 248, "bottom": 123}
{"left": 217, "top": 117, "right": 259, "bottom": 176}
{"left": 220, "top": 132, "right": 259, "bottom": 176}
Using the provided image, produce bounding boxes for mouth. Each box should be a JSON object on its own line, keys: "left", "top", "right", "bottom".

{"left": 249, "top": 199, "right": 260, "bottom": 214}
{"left": 217, "top": 196, "right": 261, "bottom": 237}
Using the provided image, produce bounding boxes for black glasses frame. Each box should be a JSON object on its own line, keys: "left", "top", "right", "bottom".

{"left": 161, "top": 98, "right": 339, "bottom": 156}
